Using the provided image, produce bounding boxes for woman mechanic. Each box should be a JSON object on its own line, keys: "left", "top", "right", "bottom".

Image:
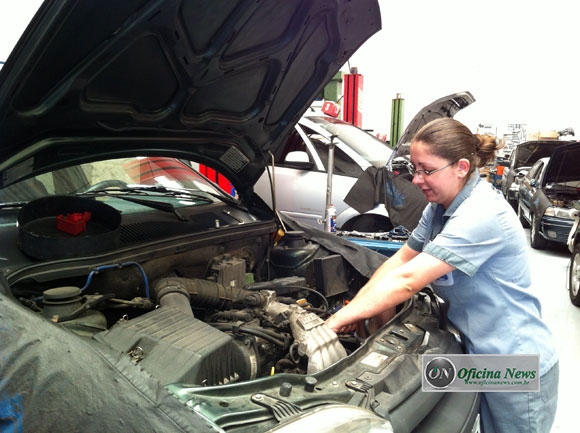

{"left": 325, "top": 118, "right": 558, "bottom": 433}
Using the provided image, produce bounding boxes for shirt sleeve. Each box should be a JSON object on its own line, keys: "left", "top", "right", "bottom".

{"left": 407, "top": 204, "right": 434, "bottom": 252}
{"left": 423, "top": 202, "right": 508, "bottom": 277}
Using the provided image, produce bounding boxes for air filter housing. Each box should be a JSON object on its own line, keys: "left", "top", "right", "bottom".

{"left": 94, "top": 306, "right": 256, "bottom": 385}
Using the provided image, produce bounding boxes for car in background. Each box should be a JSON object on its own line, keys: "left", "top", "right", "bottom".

{"left": 517, "top": 142, "right": 580, "bottom": 249}
{"left": 0, "top": 1, "right": 480, "bottom": 432}
{"left": 501, "top": 140, "right": 574, "bottom": 209}
{"left": 254, "top": 92, "right": 475, "bottom": 233}
{"left": 254, "top": 114, "right": 396, "bottom": 232}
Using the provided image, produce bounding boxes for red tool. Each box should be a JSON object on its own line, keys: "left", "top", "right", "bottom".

{"left": 56, "top": 211, "right": 92, "bottom": 235}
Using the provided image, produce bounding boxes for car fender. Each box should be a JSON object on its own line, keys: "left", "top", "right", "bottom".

{"left": 530, "top": 189, "right": 552, "bottom": 223}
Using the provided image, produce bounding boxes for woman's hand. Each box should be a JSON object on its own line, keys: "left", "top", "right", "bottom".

{"left": 325, "top": 314, "right": 356, "bottom": 334}
{"left": 326, "top": 308, "right": 396, "bottom": 336}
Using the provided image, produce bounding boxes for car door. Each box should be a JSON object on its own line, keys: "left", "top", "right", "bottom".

{"left": 501, "top": 149, "right": 517, "bottom": 197}
{"left": 519, "top": 159, "right": 545, "bottom": 220}
{"left": 253, "top": 125, "right": 325, "bottom": 223}
{"left": 303, "top": 130, "right": 365, "bottom": 227}
{"left": 253, "top": 123, "right": 364, "bottom": 229}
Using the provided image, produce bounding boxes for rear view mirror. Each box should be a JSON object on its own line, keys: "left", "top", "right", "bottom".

{"left": 284, "top": 151, "right": 314, "bottom": 170}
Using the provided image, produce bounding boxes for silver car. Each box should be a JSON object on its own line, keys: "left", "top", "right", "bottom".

{"left": 254, "top": 92, "right": 475, "bottom": 232}
{"left": 254, "top": 115, "right": 394, "bottom": 232}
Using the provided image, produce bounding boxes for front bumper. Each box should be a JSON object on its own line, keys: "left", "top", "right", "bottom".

{"left": 540, "top": 216, "right": 574, "bottom": 243}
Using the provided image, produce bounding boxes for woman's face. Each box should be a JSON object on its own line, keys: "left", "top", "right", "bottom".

{"left": 410, "top": 140, "right": 467, "bottom": 209}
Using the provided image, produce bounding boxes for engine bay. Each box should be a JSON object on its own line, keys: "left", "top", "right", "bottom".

{"left": 10, "top": 225, "right": 368, "bottom": 386}
{"left": 2, "top": 211, "right": 476, "bottom": 433}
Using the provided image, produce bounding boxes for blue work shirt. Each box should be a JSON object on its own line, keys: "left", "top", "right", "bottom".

{"left": 407, "top": 170, "right": 557, "bottom": 375}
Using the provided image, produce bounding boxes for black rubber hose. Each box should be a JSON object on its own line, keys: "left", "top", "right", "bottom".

{"left": 208, "top": 322, "right": 286, "bottom": 341}
{"left": 210, "top": 310, "right": 255, "bottom": 322}
{"left": 211, "top": 323, "right": 286, "bottom": 347}
{"left": 151, "top": 278, "right": 194, "bottom": 316}
{"left": 154, "top": 277, "right": 259, "bottom": 311}
{"left": 56, "top": 294, "right": 115, "bottom": 322}
{"left": 245, "top": 284, "right": 330, "bottom": 312}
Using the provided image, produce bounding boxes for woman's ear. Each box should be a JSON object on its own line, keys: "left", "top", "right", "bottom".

{"left": 457, "top": 159, "right": 470, "bottom": 177}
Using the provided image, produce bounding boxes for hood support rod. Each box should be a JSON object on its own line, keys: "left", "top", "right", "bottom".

{"left": 323, "top": 135, "right": 337, "bottom": 231}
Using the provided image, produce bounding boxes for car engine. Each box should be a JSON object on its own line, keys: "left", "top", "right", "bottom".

{"left": 14, "top": 229, "right": 362, "bottom": 387}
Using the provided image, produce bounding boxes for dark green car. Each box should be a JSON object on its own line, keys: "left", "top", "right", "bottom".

{"left": 0, "top": 1, "right": 479, "bottom": 432}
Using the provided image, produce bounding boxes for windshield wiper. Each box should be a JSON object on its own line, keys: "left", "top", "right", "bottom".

{"left": 77, "top": 186, "right": 215, "bottom": 221}
{"left": 0, "top": 201, "right": 28, "bottom": 209}
{"left": 86, "top": 184, "right": 245, "bottom": 209}
{"left": 78, "top": 185, "right": 215, "bottom": 202}
{"left": 113, "top": 195, "right": 190, "bottom": 221}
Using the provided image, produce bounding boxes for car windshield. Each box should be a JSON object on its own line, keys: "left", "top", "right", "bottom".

{"left": 0, "top": 157, "right": 228, "bottom": 208}
{"left": 308, "top": 116, "right": 393, "bottom": 166}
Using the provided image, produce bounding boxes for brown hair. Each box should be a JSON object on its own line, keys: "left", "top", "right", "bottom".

{"left": 412, "top": 118, "right": 501, "bottom": 177}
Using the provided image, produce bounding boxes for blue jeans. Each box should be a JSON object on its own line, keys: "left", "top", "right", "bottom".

{"left": 480, "top": 362, "right": 559, "bottom": 433}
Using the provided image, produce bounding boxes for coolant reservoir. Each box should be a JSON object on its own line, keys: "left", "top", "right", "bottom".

{"left": 270, "top": 231, "right": 319, "bottom": 277}
{"left": 42, "top": 286, "right": 83, "bottom": 320}
{"left": 42, "top": 286, "right": 107, "bottom": 337}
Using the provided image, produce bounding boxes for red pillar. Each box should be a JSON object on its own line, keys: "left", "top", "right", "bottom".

{"left": 342, "top": 72, "right": 363, "bottom": 127}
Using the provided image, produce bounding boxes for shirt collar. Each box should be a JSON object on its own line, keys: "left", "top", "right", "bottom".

{"left": 435, "top": 168, "right": 481, "bottom": 218}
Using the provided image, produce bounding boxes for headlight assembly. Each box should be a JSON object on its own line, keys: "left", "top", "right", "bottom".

{"left": 544, "top": 207, "right": 577, "bottom": 219}
{"left": 268, "top": 405, "right": 394, "bottom": 433}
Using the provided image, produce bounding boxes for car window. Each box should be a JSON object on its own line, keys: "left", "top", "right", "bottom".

{"left": 509, "top": 151, "right": 516, "bottom": 168}
{"left": 0, "top": 157, "right": 222, "bottom": 206}
{"left": 525, "top": 161, "right": 543, "bottom": 181}
{"left": 307, "top": 116, "right": 393, "bottom": 166}
{"left": 310, "top": 137, "right": 363, "bottom": 177}
{"left": 533, "top": 163, "right": 544, "bottom": 181}
{"left": 277, "top": 128, "right": 313, "bottom": 164}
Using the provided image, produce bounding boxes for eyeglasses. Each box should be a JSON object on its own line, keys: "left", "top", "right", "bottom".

{"left": 410, "top": 161, "right": 455, "bottom": 178}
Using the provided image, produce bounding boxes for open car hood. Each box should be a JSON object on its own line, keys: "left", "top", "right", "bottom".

{"left": 0, "top": 0, "right": 380, "bottom": 193}
{"left": 389, "top": 91, "right": 475, "bottom": 162}
{"left": 543, "top": 141, "right": 580, "bottom": 185}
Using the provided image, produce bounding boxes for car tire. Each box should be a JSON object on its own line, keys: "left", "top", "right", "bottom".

{"left": 570, "top": 245, "right": 580, "bottom": 306}
{"left": 517, "top": 203, "right": 529, "bottom": 228}
{"left": 530, "top": 214, "right": 547, "bottom": 249}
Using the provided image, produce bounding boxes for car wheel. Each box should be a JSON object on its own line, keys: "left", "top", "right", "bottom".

{"left": 530, "top": 214, "right": 547, "bottom": 249}
{"left": 570, "top": 245, "right": 580, "bottom": 306}
{"left": 517, "top": 203, "right": 529, "bottom": 228}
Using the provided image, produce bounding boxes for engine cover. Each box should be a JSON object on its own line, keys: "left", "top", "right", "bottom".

{"left": 94, "top": 307, "right": 257, "bottom": 385}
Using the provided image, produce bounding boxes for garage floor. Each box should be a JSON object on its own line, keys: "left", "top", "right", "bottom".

{"left": 524, "top": 229, "right": 579, "bottom": 433}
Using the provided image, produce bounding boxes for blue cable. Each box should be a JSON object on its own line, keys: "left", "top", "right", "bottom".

{"left": 32, "top": 262, "right": 150, "bottom": 302}
{"left": 79, "top": 261, "right": 150, "bottom": 298}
